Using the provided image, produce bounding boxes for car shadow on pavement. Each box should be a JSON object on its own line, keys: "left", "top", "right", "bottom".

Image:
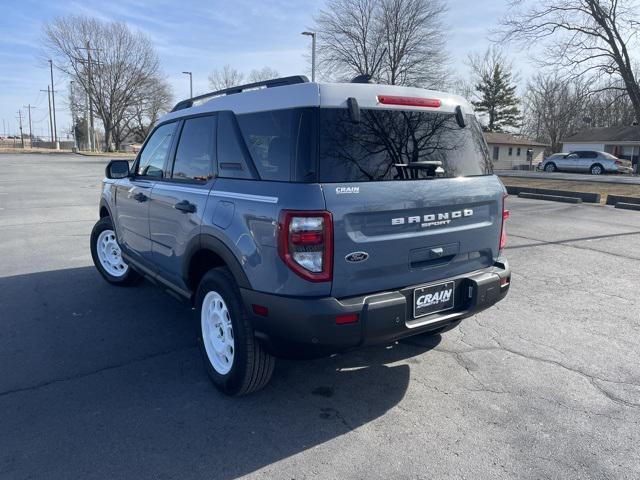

{"left": 0, "top": 266, "right": 440, "bottom": 479}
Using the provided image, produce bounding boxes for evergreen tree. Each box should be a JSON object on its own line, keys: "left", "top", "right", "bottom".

{"left": 472, "top": 63, "right": 520, "bottom": 132}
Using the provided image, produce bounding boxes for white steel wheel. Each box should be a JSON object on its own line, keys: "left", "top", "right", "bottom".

{"left": 96, "top": 229, "right": 129, "bottom": 278}
{"left": 201, "top": 291, "right": 235, "bottom": 375}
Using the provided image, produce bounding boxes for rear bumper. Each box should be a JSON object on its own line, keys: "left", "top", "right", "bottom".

{"left": 240, "top": 260, "right": 510, "bottom": 354}
{"left": 612, "top": 165, "right": 634, "bottom": 174}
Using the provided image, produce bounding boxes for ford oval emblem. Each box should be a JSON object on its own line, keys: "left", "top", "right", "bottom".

{"left": 345, "top": 252, "right": 369, "bottom": 263}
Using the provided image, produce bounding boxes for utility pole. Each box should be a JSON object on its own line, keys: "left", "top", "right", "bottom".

{"left": 301, "top": 31, "right": 317, "bottom": 82}
{"left": 48, "top": 59, "right": 59, "bottom": 148}
{"left": 77, "top": 43, "right": 103, "bottom": 151}
{"left": 17, "top": 110, "right": 25, "bottom": 148}
{"left": 23, "top": 104, "right": 34, "bottom": 147}
{"left": 182, "top": 71, "right": 193, "bottom": 99}
{"left": 84, "top": 41, "right": 95, "bottom": 151}
{"left": 41, "top": 87, "right": 54, "bottom": 145}
{"left": 70, "top": 80, "right": 78, "bottom": 151}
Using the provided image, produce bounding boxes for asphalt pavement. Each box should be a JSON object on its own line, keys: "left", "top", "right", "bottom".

{"left": 1, "top": 154, "right": 639, "bottom": 480}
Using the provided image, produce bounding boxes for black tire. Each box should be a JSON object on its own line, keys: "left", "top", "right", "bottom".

{"left": 196, "top": 267, "right": 275, "bottom": 396}
{"left": 544, "top": 163, "right": 557, "bottom": 173}
{"left": 590, "top": 163, "right": 604, "bottom": 175}
{"left": 90, "top": 216, "right": 142, "bottom": 286}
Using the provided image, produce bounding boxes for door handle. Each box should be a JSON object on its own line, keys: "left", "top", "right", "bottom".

{"left": 133, "top": 192, "right": 148, "bottom": 203}
{"left": 174, "top": 200, "right": 196, "bottom": 213}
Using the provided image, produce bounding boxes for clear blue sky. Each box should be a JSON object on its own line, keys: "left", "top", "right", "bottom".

{"left": 0, "top": 0, "right": 523, "bottom": 139}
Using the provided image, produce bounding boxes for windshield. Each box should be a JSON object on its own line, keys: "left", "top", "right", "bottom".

{"left": 318, "top": 108, "right": 492, "bottom": 182}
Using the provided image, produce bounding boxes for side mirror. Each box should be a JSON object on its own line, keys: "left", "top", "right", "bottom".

{"left": 106, "top": 160, "right": 130, "bottom": 179}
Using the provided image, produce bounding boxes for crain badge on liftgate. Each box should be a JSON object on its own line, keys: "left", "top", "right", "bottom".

{"left": 345, "top": 251, "right": 369, "bottom": 263}
{"left": 336, "top": 186, "right": 360, "bottom": 194}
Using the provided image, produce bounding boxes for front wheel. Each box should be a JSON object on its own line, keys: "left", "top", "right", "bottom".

{"left": 196, "top": 267, "right": 275, "bottom": 396}
{"left": 90, "top": 216, "right": 142, "bottom": 286}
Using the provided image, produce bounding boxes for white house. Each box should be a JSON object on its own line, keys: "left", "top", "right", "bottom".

{"left": 562, "top": 126, "right": 640, "bottom": 167}
{"left": 483, "top": 132, "right": 548, "bottom": 170}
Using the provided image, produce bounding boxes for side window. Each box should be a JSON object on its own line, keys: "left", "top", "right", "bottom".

{"left": 171, "top": 116, "right": 217, "bottom": 182}
{"left": 217, "top": 111, "right": 254, "bottom": 180}
{"left": 136, "top": 122, "right": 177, "bottom": 177}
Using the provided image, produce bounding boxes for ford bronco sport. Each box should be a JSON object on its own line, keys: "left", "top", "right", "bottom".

{"left": 91, "top": 76, "right": 511, "bottom": 395}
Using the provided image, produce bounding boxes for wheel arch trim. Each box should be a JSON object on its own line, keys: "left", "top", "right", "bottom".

{"left": 183, "top": 234, "right": 252, "bottom": 290}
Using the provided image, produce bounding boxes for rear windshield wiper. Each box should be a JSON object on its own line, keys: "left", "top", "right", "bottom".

{"left": 394, "top": 161, "right": 445, "bottom": 179}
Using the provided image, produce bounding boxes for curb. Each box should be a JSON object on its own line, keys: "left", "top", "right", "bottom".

{"left": 518, "top": 192, "right": 582, "bottom": 204}
{"left": 605, "top": 195, "right": 640, "bottom": 206}
{"left": 614, "top": 203, "right": 640, "bottom": 211}
{"left": 507, "top": 186, "right": 599, "bottom": 203}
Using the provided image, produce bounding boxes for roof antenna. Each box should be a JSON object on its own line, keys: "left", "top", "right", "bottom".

{"left": 351, "top": 74, "right": 373, "bottom": 84}
{"left": 455, "top": 106, "right": 466, "bottom": 128}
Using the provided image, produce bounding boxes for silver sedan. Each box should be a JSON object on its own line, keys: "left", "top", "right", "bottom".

{"left": 540, "top": 151, "right": 634, "bottom": 175}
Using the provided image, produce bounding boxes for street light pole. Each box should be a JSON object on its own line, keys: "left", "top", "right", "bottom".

{"left": 301, "top": 31, "right": 317, "bottom": 82}
{"left": 182, "top": 71, "right": 193, "bottom": 99}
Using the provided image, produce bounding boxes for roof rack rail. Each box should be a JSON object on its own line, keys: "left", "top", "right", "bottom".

{"left": 170, "top": 75, "right": 310, "bottom": 112}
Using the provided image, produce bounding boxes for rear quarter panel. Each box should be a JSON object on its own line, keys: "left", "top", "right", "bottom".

{"left": 201, "top": 178, "right": 331, "bottom": 296}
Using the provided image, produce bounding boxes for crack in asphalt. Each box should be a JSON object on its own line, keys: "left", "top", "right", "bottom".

{"left": 0, "top": 344, "right": 197, "bottom": 399}
{"left": 432, "top": 340, "right": 640, "bottom": 409}
{"left": 508, "top": 233, "right": 640, "bottom": 261}
{"left": 510, "top": 271, "right": 639, "bottom": 305}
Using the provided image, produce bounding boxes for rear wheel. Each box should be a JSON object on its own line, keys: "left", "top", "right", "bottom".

{"left": 590, "top": 164, "right": 604, "bottom": 175}
{"left": 196, "top": 267, "right": 275, "bottom": 395}
{"left": 90, "top": 216, "right": 142, "bottom": 286}
{"left": 544, "top": 163, "right": 557, "bottom": 173}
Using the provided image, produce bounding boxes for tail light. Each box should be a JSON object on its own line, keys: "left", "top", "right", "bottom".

{"left": 278, "top": 211, "right": 333, "bottom": 282}
{"left": 500, "top": 195, "right": 509, "bottom": 251}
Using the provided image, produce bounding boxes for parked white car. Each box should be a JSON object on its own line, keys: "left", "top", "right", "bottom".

{"left": 540, "top": 151, "right": 633, "bottom": 175}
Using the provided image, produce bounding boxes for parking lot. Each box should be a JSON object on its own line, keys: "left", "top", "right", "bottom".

{"left": 1, "top": 153, "right": 639, "bottom": 480}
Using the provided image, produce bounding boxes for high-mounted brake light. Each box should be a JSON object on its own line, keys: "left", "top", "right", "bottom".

{"left": 500, "top": 195, "right": 509, "bottom": 251}
{"left": 278, "top": 211, "right": 333, "bottom": 282}
{"left": 377, "top": 95, "right": 441, "bottom": 108}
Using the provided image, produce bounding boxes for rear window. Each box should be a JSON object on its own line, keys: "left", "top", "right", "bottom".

{"left": 318, "top": 108, "right": 492, "bottom": 182}
{"left": 236, "top": 108, "right": 316, "bottom": 182}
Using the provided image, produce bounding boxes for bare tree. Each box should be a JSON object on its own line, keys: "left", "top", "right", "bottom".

{"left": 247, "top": 66, "right": 280, "bottom": 83}
{"left": 44, "top": 16, "right": 167, "bottom": 151}
{"left": 582, "top": 84, "right": 637, "bottom": 127}
{"left": 208, "top": 65, "right": 244, "bottom": 90}
{"left": 313, "top": 0, "right": 386, "bottom": 82}
{"left": 521, "top": 75, "right": 586, "bottom": 152}
{"left": 313, "top": 0, "right": 449, "bottom": 87}
{"left": 116, "top": 77, "right": 173, "bottom": 144}
{"left": 498, "top": 0, "right": 640, "bottom": 122}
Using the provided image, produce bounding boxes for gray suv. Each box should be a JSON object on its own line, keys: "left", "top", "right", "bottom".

{"left": 91, "top": 76, "right": 511, "bottom": 395}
